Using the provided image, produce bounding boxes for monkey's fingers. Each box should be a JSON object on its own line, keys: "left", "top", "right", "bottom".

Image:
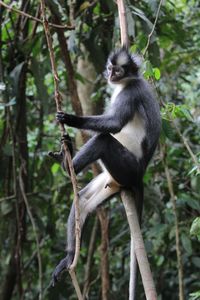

{"left": 56, "top": 112, "right": 67, "bottom": 123}
{"left": 48, "top": 151, "right": 63, "bottom": 163}
{"left": 61, "top": 135, "right": 74, "bottom": 157}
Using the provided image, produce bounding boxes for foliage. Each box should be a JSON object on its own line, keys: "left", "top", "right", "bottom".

{"left": 0, "top": 0, "right": 199, "bottom": 299}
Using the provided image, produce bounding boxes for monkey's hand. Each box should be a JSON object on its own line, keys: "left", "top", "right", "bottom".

{"left": 56, "top": 112, "right": 72, "bottom": 125}
{"left": 51, "top": 252, "right": 74, "bottom": 286}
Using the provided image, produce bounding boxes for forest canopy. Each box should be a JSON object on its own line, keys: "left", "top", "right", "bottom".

{"left": 0, "top": 1, "right": 200, "bottom": 300}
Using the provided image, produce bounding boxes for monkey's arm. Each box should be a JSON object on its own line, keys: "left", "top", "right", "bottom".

{"left": 56, "top": 112, "right": 123, "bottom": 133}
{"left": 56, "top": 92, "right": 135, "bottom": 133}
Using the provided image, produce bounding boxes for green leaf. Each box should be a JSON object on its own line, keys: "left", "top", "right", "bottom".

{"left": 178, "top": 194, "right": 200, "bottom": 210}
{"left": 190, "top": 217, "right": 200, "bottom": 240}
{"left": 9, "top": 62, "right": 26, "bottom": 95}
{"left": 79, "top": 1, "right": 90, "bottom": 12}
{"left": 191, "top": 257, "right": 200, "bottom": 268}
{"left": 181, "top": 233, "right": 193, "bottom": 254}
{"left": 153, "top": 68, "right": 161, "bottom": 80}
{"left": 179, "top": 106, "right": 193, "bottom": 122}
{"left": 51, "top": 163, "right": 60, "bottom": 174}
{"left": 189, "top": 291, "right": 200, "bottom": 300}
{"left": 144, "top": 60, "right": 154, "bottom": 79}
{"left": 130, "top": 6, "right": 153, "bottom": 31}
{"left": 93, "top": 3, "right": 100, "bottom": 15}
{"left": 188, "top": 165, "right": 200, "bottom": 176}
{"left": 1, "top": 201, "right": 13, "bottom": 216}
{"left": 157, "top": 255, "right": 164, "bottom": 266}
{"left": 162, "top": 119, "right": 174, "bottom": 140}
{"left": 3, "top": 143, "right": 12, "bottom": 156}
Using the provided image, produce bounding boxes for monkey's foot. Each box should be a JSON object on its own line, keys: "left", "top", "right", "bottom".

{"left": 48, "top": 151, "right": 63, "bottom": 163}
{"left": 51, "top": 252, "right": 74, "bottom": 286}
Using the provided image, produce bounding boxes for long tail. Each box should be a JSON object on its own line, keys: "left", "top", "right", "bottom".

{"left": 129, "top": 184, "right": 144, "bottom": 300}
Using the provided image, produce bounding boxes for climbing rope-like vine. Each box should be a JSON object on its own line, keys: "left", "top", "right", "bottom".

{"left": 40, "top": 1, "right": 82, "bottom": 298}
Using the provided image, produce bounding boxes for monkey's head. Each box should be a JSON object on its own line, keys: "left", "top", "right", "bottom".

{"left": 105, "top": 47, "right": 142, "bottom": 84}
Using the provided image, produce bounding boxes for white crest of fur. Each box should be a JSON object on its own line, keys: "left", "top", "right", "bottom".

{"left": 131, "top": 54, "right": 143, "bottom": 68}
{"left": 116, "top": 51, "right": 129, "bottom": 66}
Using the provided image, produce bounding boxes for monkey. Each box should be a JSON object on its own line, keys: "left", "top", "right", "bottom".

{"left": 50, "top": 47, "right": 161, "bottom": 287}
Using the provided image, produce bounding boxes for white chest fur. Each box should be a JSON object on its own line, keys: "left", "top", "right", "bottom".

{"left": 110, "top": 84, "right": 124, "bottom": 104}
{"left": 112, "top": 113, "right": 145, "bottom": 158}
{"left": 110, "top": 84, "right": 145, "bottom": 159}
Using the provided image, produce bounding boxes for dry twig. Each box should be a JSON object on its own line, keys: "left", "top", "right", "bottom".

{"left": 0, "top": 1, "right": 74, "bottom": 29}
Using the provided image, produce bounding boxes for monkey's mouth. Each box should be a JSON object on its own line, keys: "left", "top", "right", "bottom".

{"left": 109, "top": 76, "right": 124, "bottom": 84}
{"left": 109, "top": 75, "right": 121, "bottom": 82}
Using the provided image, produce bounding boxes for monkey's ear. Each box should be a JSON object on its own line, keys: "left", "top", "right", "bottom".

{"left": 131, "top": 54, "right": 143, "bottom": 69}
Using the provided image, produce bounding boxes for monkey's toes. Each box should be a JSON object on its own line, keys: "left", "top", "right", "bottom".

{"left": 51, "top": 257, "right": 68, "bottom": 287}
{"left": 51, "top": 253, "right": 74, "bottom": 287}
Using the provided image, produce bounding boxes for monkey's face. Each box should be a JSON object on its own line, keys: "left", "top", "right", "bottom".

{"left": 105, "top": 47, "right": 140, "bottom": 84}
{"left": 106, "top": 63, "right": 125, "bottom": 82}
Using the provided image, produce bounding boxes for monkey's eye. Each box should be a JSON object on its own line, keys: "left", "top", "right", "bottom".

{"left": 107, "top": 64, "right": 113, "bottom": 71}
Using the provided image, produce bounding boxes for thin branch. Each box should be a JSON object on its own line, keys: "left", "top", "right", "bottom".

{"left": 69, "top": 0, "right": 76, "bottom": 27}
{"left": 173, "top": 121, "right": 200, "bottom": 173}
{"left": 40, "top": 1, "right": 62, "bottom": 115}
{"left": 0, "top": 1, "right": 74, "bottom": 29}
{"left": 40, "top": 1, "right": 82, "bottom": 297}
{"left": 161, "top": 146, "right": 185, "bottom": 300}
{"left": 121, "top": 190, "right": 157, "bottom": 300}
{"left": 0, "top": 192, "right": 38, "bottom": 203}
{"left": 48, "top": 6, "right": 84, "bottom": 118}
{"left": 83, "top": 217, "right": 98, "bottom": 299}
{"left": 143, "top": 0, "right": 164, "bottom": 56}
{"left": 69, "top": 270, "right": 84, "bottom": 300}
{"left": 155, "top": 86, "right": 200, "bottom": 173}
{"left": 97, "top": 208, "right": 110, "bottom": 300}
{"left": 116, "top": 0, "right": 129, "bottom": 47}
{"left": 19, "top": 167, "right": 43, "bottom": 300}
{"left": 24, "top": 239, "right": 45, "bottom": 270}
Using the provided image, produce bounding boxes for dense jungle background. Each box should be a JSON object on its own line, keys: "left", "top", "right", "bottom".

{"left": 0, "top": 0, "right": 200, "bottom": 299}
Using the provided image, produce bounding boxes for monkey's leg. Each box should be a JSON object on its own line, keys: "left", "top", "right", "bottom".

{"left": 51, "top": 172, "right": 120, "bottom": 286}
{"left": 72, "top": 133, "right": 144, "bottom": 298}
{"left": 73, "top": 133, "right": 143, "bottom": 187}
